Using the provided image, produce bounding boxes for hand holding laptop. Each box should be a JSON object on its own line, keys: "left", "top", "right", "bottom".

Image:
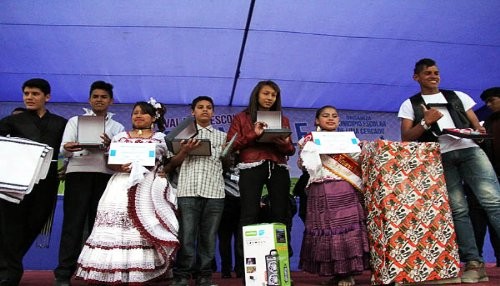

{"left": 177, "top": 138, "right": 202, "bottom": 154}
{"left": 255, "top": 111, "right": 292, "bottom": 143}
{"left": 63, "top": 141, "right": 84, "bottom": 153}
{"left": 76, "top": 115, "right": 106, "bottom": 149}
{"left": 253, "top": 121, "right": 268, "bottom": 136}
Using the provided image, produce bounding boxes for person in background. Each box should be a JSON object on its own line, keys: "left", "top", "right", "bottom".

{"left": 298, "top": 105, "right": 370, "bottom": 286}
{"left": 398, "top": 58, "right": 500, "bottom": 283}
{"left": 0, "top": 78, "right": 67, "bottom": 286}
{"left": 226, "top": 80, "right": 295, "bottom": 277}
{"left": 76, "top": 100, "right": 178, "bottom": 284}
{"left": 53, "top": 81, "right": 124, "bottom": 286}
{"left": 217, "top": 155, "right": 243, "bottom": 279}
{"left": 257, "top": 193, "right": 297, "bottom": 257}
{"left": 169, "top": 96, "right": 227, "bottom": 286}
{"left": 293, "top": 169, "right": 310, "bottom": 223}
{"left": 479, "top": 86, "right": 500, "bottom": 190}
{"left": 465, "top": 87, "right": 500, "bottom": 267}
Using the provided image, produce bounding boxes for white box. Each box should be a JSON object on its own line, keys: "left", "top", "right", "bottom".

{"left": 242, "top": 223, "right": 291, "bottom": 286}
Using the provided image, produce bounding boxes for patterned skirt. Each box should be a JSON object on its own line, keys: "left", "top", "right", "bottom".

{"left": 299, "top": 180, "right": 370, "bottom": 277}
{"left": 76, "top": 171, "right": 179, "bottom": 284}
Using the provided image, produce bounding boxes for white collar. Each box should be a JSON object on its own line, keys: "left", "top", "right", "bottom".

{"left": 196, "top": 124, "right": 213, "bottom": 132}
{"left": 82, "top": 108, "right": 114, "bottom": 120}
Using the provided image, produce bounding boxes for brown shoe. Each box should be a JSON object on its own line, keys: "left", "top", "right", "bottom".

{"left": 461, "top": 261, "right": 489, "bottom": 284}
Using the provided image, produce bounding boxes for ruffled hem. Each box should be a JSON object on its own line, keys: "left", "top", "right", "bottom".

{"left": 300, "top": 227, "right": 370, "bottom": 276}
{"left": 76, "top": 169, "right": 179, "bottom": 284}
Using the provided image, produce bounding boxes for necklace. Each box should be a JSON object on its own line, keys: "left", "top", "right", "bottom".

{"left": 133, "top": 127, "right": 151, "bottom": 136}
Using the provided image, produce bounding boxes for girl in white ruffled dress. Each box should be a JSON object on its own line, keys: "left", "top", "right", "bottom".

{"left": 76, "top": 101, "right": 179, "bottom": 285}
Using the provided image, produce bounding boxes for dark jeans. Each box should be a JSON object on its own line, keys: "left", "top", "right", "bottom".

{"left": 465, "top": 183, "right": 500, "bottom": 261}
{"left": 0, "top": 166, "right": 59, "bottom": 284}
{"left": 174, "top": 197, "right": 224, "bottom": 279}
{"left": 54, "top": 172, "right": 111, "bottom": 280}
{"left": 236, "top": 161, "right": 291, "bottom": 275}
{"left": 217, "top": 196, "right": 242, "bottom": 275}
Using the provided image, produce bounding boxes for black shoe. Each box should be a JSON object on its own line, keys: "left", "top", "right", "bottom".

{"left": 171, "top": 277, "right": 189, "bottom": 286}
{"left": 196, "top": 276, "right": 218, "bottom": 286}
{"left": 221, "top": 272, "right": 232, "bottom": 279}
{"left": 54, "top": 278, "right": 71, "bottom": 286}
{"left": 0, "top": 279, "right": 18, "bottom": 286}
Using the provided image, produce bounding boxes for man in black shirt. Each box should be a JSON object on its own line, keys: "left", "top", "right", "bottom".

{"left": 0, "top": 78, "right": 67, "bottom": 286}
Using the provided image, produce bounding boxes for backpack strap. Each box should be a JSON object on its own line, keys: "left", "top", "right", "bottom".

{"left": 441, "top": 90, "right": 470, "bottom": 129}
{"left": 409, "top": 93, "right": 439, "bottom": 142}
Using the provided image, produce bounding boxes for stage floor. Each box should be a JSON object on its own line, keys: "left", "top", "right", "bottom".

{"left": 20, "top": 265, "right": 500, "bottom": 286}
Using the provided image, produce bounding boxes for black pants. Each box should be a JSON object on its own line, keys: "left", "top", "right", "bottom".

{"left": 54, "top": 172, "right": 111, "bottom": 280}
{"left": 236, "top": 161, "right": 291, "bottom": 275}
{"left": 466, "top": 184, "right": 500, "bottom": 262}
{"left": 217, "top": 196, "right": 242, "bottom": 275}
{"left": 0, "top": 166, "right": 59, "bottom": 284}
{"left": 293, "top": 170, "right": 310, "bottom": 223}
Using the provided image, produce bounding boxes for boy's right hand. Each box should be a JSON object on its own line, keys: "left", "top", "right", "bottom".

{"left": 179, "top": 138, "right": 201, "bottom": 154}
{"left": 64, "top": 142, "right": 83, "bottom": 152}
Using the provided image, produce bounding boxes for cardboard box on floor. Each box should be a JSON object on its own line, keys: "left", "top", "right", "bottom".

{"left": 243, "top": 223, "right": 291, "bottom": 286}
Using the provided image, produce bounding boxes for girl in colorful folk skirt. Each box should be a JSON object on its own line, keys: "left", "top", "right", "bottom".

{"left": 298, "top": 105, "right": 370, "bottom": 286}
{"left": 76, "top": 101, "right": 179, "bottom": 284}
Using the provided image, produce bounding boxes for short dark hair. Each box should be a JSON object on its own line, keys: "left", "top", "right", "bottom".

{"left": 414, "top": 58, "right": 436, "bottom": 74}
{"left": 191, "top": 96, "right": 214, "bottom": 110}
{"left": 22, "top": 78, "right": 51, "bottom": 95}
{"left": 480, "top": 87, "right": 500, "bottom": 101}
{"left": 90, "top": 81, "right": 114, "bottom": 98}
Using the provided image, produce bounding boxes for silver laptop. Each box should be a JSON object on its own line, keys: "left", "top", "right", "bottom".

{"left": 77, "top": 116, "right": 105, "bottom": 148}
{"left": 256, "top": 111, "right": 291, "bottom": 143}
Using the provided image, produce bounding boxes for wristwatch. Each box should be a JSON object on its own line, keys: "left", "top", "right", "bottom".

{"left": 420, "top": 119, "right": 430, "bottom": 130}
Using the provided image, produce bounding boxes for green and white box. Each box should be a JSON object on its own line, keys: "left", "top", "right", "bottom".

{"left": 243, "top": 223, "right": 291, "bottom": 286}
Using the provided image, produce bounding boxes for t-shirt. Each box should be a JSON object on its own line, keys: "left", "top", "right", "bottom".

{"left": 398, "top": 91, "right": 478, "bottom": 153}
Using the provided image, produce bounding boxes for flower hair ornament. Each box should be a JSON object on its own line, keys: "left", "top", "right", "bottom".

{"left": 148, "top": 97, "right": 162, "bottom": 119}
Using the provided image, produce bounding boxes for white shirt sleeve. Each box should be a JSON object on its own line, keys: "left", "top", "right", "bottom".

{"left": 60, "top": 116, "right": 78, "bottom": 157}
{"left": 397, "top": 99, "right": 415, "bottom": 120}
{"left": 454, "top": 91, "right": 476, "bottom": 111}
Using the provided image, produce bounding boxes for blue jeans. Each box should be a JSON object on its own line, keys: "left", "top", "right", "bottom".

{"left": 174, "top": 197, "right": 224, "bottom": 279}
{"left": 442, "top": 147, "right": 500, "bottom": 262}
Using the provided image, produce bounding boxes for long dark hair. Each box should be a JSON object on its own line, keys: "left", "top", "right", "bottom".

{"left": 131, "top": 101, "right": 167, "bottom": 132}
{"left": 246, "top": 80, "right": 282, "bottom": 122}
